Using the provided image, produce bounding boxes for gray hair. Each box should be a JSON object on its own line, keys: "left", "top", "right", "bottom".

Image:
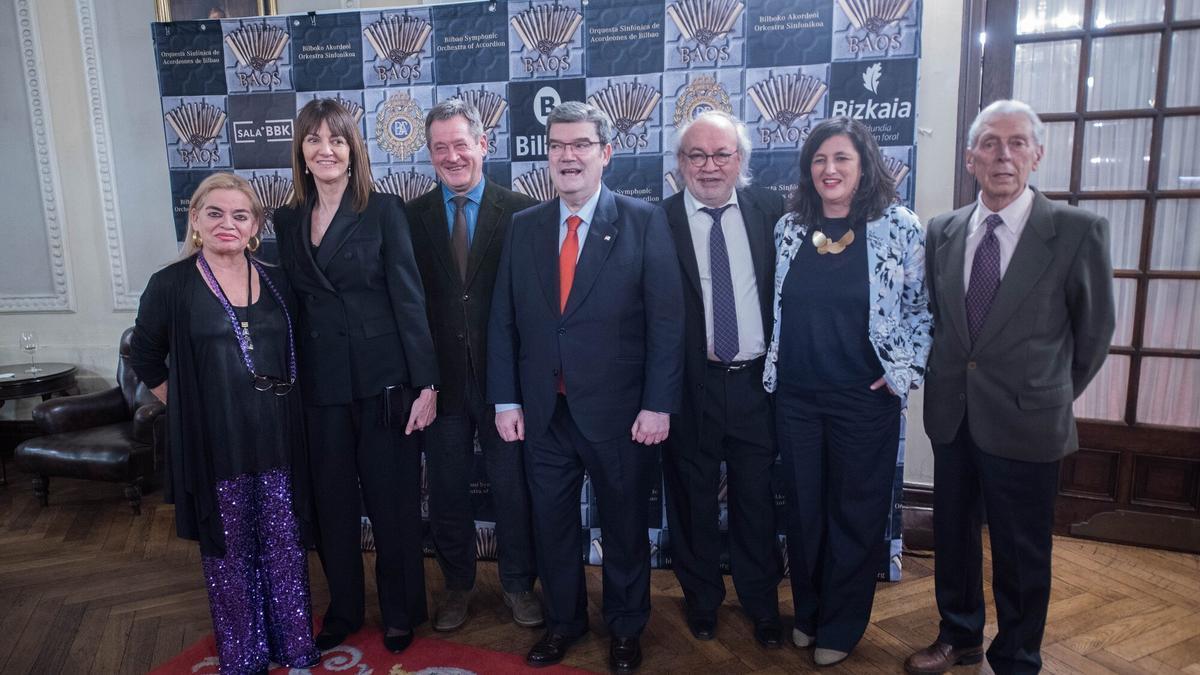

{"left": 674, "top": 110, "right": 754, "bottom": 188}
{"left": 424, "top": 98, "right": 486, "bottom": 144}
{"left": 967, "top": 99, "right": 1045, "bottom": 149}
{"left": 546, "top": 101, "right": 613, "bottom": 144}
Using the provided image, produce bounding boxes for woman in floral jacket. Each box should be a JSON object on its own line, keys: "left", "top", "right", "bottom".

{"left": 763, "top": 117, "right": 932, "bottom": 668}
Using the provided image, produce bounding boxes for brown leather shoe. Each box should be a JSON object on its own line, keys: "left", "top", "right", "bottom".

{"left": 904, "top": 642, "right": 984, "bottom": 674}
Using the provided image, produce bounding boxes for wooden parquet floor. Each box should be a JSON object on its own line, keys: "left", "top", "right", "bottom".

{"left": 2, "top": 473, "right": 1199, "bottom": 674}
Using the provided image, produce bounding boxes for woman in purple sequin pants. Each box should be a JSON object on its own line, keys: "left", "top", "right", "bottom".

{"left": 130, "top": 173, "right": 320, "bottom": 674}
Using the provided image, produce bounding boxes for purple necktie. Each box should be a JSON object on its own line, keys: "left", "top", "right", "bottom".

{"left": 965, "top": 213, "right": 1004, "bottom": 344}
{"left": 703, "top": 205, "right": 738, "bottom": 363}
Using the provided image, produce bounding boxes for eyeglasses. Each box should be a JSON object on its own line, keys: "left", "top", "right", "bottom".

{"left": 683, "top": 151, "right": 738, "bottom": 167}
{"left": 252, "top": 374, "right": 295, "bottom": 396}
{"left": 548, "top": 140, "right": 602, "bottom": 155}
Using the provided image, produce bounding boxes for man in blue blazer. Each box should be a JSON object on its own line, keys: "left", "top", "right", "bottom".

{"left": 488, "top": 101, "right": 684, "bottom": 672}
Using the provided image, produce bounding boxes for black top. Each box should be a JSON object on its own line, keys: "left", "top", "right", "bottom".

{"left": 274, "top": 190, "right": 439, "bottom": 406}
{"left": 778, "top": 217, "right": 883, "bottom": 392}
{"left": 129, "top": 256, "right": 312, "bottom": 556}
{"left": 190, "top": 281, "right": 294, "bottom": 480}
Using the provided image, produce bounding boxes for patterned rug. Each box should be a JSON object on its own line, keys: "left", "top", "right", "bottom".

{"left": 150, "top": 627, "right": 592, "bottom": 674}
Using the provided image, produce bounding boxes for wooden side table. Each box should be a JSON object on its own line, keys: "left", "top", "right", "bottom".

{"left": 0, "top": 363, "right": 78, "bottom": 485}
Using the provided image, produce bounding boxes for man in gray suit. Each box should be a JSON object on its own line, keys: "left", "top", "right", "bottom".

{"left": 904, "top": 99, "right": 1114, "bottom": 675}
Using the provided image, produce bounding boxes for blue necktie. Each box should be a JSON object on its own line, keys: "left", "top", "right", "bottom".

{"left": 703, "top": 205, "right": 738, "bottom": 363}
{"left": 965, "top": 214, "right": 1004, "bottom": 345}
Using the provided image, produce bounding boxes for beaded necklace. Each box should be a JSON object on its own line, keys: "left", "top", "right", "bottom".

{"left": 196, "top": 252, "right": 297, "bottom": 394}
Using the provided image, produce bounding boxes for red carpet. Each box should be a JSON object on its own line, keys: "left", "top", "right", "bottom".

{"left": 150, "top": 627, "right": 593, "bottom": 674}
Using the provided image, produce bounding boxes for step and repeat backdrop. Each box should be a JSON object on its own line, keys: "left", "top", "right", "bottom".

{"left": 152, "top": 0, "right": 921, "bottom": 580}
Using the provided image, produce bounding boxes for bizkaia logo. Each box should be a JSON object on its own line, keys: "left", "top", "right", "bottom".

{"left": 510, "top": 3, "right": 583, "bottom": 74}
{"left": 363, "top": 12, "right": 433, "bottom": 84}
{"left": 828, "top": 58, "right": 916, "bottom": 146}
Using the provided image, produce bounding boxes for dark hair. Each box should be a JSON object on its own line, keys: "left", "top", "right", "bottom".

{"left": 290, "top": 98, "right": 372, "bottom": 212}
{"left": 788, "top": 117, "right": 896, "bottom": 226}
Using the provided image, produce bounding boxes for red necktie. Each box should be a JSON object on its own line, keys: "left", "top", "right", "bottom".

{"left": 558, "top": 215, "right": 582, "bottom": 394}
{"left": 560, "top": 215, "right": 582, "bottom": 312}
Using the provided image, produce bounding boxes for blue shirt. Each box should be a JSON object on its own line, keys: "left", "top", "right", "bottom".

{"left": 442, "top": 178, "right": 487, "bottom": 243}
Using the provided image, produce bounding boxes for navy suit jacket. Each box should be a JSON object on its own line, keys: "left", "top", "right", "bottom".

{"left": 487, "top": 185, "right": 685, "bottom": 443}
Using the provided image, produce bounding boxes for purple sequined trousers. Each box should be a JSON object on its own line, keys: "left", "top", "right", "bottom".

{"left": 201, "top": 469, "right": 320, "bottom": 675}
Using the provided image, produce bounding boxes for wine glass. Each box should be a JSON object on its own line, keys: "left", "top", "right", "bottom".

{"left": 20, "top": 331, "right": 41, "bottom": 374}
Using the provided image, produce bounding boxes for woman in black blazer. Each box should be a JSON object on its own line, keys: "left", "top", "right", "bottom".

{"left": 274, "top": 98, "right": 439, "bottom": 654}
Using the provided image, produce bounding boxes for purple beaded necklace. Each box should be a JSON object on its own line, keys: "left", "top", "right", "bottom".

{"left": 196, "top": 251, "right": 297, "bottom": 393}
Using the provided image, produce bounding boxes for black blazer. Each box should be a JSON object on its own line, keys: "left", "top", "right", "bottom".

{"left": 487, "top": 185, "right": 685, "bottom": 443}
{"left": 275, "top": 190, "right": 439, "bottom": 406}
{"left": 664, "top": 187, "right": 783, "bottom": 443}
{"left": 407, "top": 180, "right": 537, "bottom": 413}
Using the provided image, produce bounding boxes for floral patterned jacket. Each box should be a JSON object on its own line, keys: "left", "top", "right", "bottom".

{"left": 763, "top": 204, "right": 933, "bottom": 403}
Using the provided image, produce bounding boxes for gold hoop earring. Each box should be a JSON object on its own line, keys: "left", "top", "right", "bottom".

{"left": 191, "top": 230, "right": 202, "bottom": 248}
{"left": 247, "top": 235, "right": 261, "bottom": 253}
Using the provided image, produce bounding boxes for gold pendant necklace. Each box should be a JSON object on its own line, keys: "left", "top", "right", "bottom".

{"left": 811, "top": 227, "right": 855, "bottom": 255}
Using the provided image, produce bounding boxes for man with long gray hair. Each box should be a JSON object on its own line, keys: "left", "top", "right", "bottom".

{"left": 661, "top": 111, "right": 784, "bottom": 647}
{"left": 905, "top": 99, "right": 1114, "bottom": 675}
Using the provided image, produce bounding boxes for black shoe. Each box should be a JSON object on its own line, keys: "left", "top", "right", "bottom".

{"left": 383, "top": 628, "right": 414, "bottom": 654}
{"left": 753, "top": 618, "right": 783, "bottom": 649}
{"left": 315, "top": 629, "right": 348, "bottom": 651}
{"left": 609, "top": 636, "right": 642, "bottom": 673}
{"left": 526, "top": 632, "right": 578, "bottom": 667}
{"left": 687, "top": 614, "right": 716, "bottom": 640}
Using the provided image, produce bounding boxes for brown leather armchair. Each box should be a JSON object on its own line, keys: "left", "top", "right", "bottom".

{"left": 14, "top": 328, "right": 165, "bottom": 513}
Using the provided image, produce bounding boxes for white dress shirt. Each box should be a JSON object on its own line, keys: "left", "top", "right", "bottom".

{"left": 684, "top": 189, "right": 765, "bottom": 361}
{"left": 963, "top": 186, "right": 1035, "bottom": 291}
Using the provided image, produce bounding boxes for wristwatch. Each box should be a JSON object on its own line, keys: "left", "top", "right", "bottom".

{"left": 423, "top": 385, "right": 439, "bottom": 393}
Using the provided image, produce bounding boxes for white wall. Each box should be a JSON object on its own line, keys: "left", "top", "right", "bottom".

{"left": 0, "top": 0, "right": 968, "bottom": 487}
{"left": 905, "top": 0, "right": 966, "bottom": 486}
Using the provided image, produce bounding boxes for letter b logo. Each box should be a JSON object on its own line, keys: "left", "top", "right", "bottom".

{"left": 534, "top": 86, "right": 561, "bottom": 127}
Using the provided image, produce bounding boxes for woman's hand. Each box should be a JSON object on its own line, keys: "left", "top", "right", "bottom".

{"left": 869, "top": 377, "right": 896, "bottom": 395}
{"left": 405, "top": 388, "right": 437, "bottom": 435}
{"left": 151, "top": 382, "right": 168, "bottom": 404}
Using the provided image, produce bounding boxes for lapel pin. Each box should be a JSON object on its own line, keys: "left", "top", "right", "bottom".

{"left": 603, "top": 234, "right": 612, "bottom": 241}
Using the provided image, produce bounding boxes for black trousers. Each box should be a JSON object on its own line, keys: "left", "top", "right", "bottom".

{"left": 306, "top": 395, "right": 427, "bottom": 633}
{"left": 933, "top": 419, "right": 1060, "bottom": 675}
{"left": 663, "top": 360, "right": 780, "bottom": 621}
{"left": 423, "top": 373, "right": 537, "bottom": 593}
{"left": 525, "top": 396, "right": 656, "bottom": 638}
{"left": 776, "top": 383, "right": 900, "bottom": 653}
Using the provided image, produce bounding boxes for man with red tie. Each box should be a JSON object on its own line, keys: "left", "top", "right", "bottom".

{"left": 488, "top": 101, "right": 684, "bottom": 672}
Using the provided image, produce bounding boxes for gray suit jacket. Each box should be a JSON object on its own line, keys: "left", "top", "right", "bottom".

{"left": 923, "top": 190, "right": 1115, "bottom": 462}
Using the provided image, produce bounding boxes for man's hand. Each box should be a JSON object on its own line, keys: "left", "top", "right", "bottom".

{"left": 496, "top": 408, "right": 525, "bottom": 442}
{"left": 870, "top": 377, "right": 896, "bottom": 395}
{"left": 405, "top": 388, "right": 438, "bottom": 435}
{"left": 151, "top": 382, "right": 168, "bottom": 404}
{"left": 631, "top": 410, "right": 669, "bottom": 445}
